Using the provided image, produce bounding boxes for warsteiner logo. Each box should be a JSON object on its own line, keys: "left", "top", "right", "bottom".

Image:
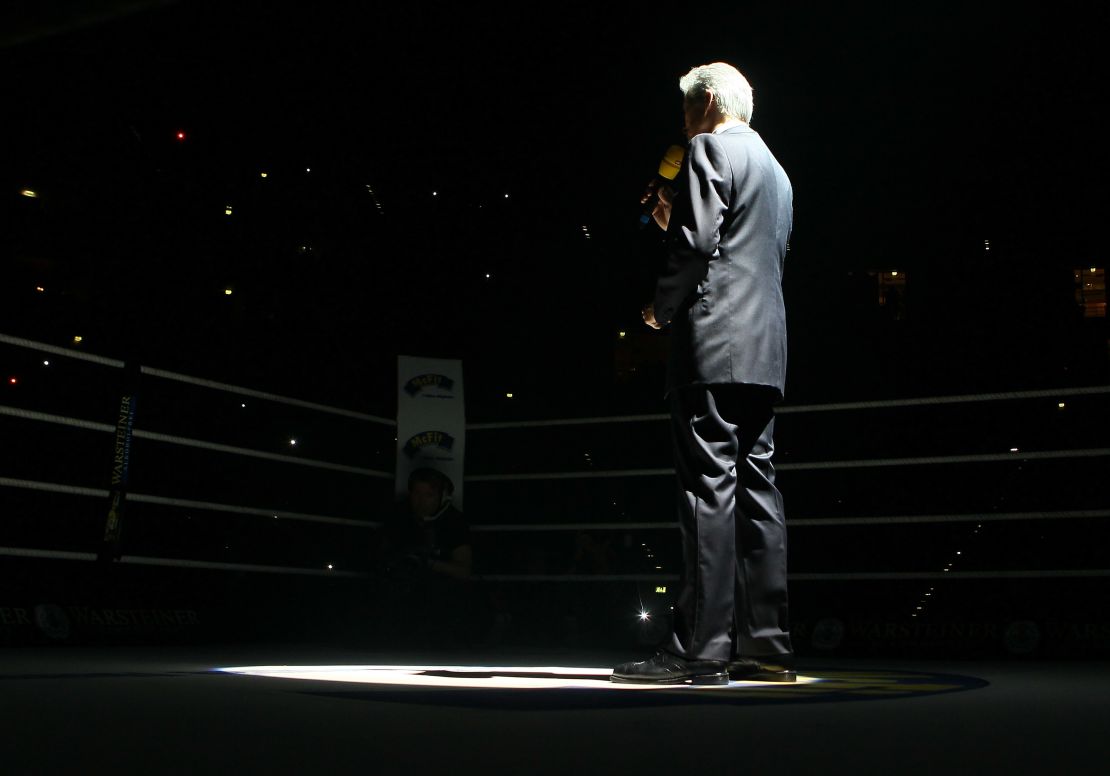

{"left": 404, "top": 374, "right": 455, "bottom": 396}
{"left": 403, "top": 430, "right": 456, "bottom": 459}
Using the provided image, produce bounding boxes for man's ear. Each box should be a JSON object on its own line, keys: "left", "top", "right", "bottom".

{"left": 703, "top": 89, "right": 716, "bottom": 117}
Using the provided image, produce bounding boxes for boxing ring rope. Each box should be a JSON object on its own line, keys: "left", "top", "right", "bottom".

{"left": 466, "top": 385, "right": 1110, "bottom": 428}
{"left": 2, "top": 331, "right": 1108, "bottom": 581}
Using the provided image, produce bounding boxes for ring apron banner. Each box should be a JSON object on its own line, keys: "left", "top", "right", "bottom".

{"left": 395, "top": 355, "right": 466, "bottom": 509}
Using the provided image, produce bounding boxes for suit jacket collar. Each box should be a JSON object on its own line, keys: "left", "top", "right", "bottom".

{"left": 716, "top": 123, "right": 756, "bottom": 136}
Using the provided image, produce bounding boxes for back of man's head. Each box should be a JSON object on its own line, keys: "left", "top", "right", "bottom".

{"left": 679, "top": 62, "right": 754, "bottom": 123}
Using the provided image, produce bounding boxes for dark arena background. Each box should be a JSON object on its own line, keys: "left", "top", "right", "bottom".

{"left": 1, "top": 2, "right": 1108, "bottom": 773}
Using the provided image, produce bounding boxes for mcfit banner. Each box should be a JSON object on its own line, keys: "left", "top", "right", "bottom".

{"left": 395, "top": 355, "right": 466, "bottom": 509}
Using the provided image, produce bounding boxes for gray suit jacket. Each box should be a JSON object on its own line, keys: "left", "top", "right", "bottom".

{"left": 654, "top": 124, "right": 793, "bottom": 400}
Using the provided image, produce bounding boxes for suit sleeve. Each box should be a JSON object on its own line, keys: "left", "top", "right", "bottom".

{"left": 653, "top": 134, "right": 731, "bottom": 326}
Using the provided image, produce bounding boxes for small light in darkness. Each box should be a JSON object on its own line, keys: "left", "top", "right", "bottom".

{"left": 8, "top": 377, "right": 16, "bottom": 385}
{"left": 73, "top": 336, "right": 83, "bottom": 343}
{"left": 21, "top": 189, "right": 38, "bottom": 198}
{"left": 176, "top": 131, "right": 186, "bottom": 141}
{"left": 505, "top": 393, "right": 513, "bottom": 399}
{"left": 618, "top": 331, "right": 626, "bottom": 338}
{"left": 35, "top": 286, "right": 44, "bottom": 292}
{"left": 43, "top": 360, "right": 49, "bottom": 366}
{"left": 224, "top": 289, "right": 233, "bottom": 296}
{"left": 289, "top": 439, "right": 297, "bottom": 446}
{"left": 1058, "top": 402, "right": 1066, "bottom": 409}
{"left": 260, "top": 172, "right": 268, "bottom": 178}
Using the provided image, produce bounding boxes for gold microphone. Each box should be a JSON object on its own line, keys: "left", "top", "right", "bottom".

{"left": 639, "top": 144, "right": 686, "bottom": 228}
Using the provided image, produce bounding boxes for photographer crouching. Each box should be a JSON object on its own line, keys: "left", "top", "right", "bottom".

{"left": 375, "top": 468, "right": 475, "bottom": 649}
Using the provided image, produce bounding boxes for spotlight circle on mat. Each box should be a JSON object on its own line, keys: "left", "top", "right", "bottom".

{"left": 218, "top": 664, "right": 988, "bottom": 706}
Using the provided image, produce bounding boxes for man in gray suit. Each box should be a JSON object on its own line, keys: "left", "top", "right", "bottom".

{"left": 612, "top": 62, "right": 795, "bottom": 685}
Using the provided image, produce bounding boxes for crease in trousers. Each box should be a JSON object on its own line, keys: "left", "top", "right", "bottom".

{"left": 666, "top": 383, "right": 793, "bottom": 661}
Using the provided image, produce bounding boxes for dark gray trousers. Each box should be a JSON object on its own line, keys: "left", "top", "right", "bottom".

{"left": 666, "top": 383, "right": 794, "bottom": 661}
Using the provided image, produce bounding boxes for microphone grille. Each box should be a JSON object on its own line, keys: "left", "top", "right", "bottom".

{"left": 657, "top": 145, "right": 685, "bottom": 180}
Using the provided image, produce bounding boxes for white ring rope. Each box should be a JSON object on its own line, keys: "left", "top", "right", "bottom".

{"left": 469, "top": 510, "right": 1110, "bottom": 531}
{"left": 468, "top": 414, "right": 670, "bottom": 430}
{"left": 5, "top": 330, "right": 1107, "bottom": 427}
{"left": 788, "top": 570, "right": 1110, "bottom": 580}
{"left": 0, "top": 546, "right": 99, "bottom": 562}
{"left": 26, "top": 398, "right": 1098, "bottom": 483}
{"left": 2, "top": 477, "right": 1101, "bottom": 537}
{"left": 479, "top": 570, "right": 1110, "bottom": 582}
{"left": 0, "top": 404, "right": 115, "bottom": 433}
{"left": 464, "top": 448, "right": 1110, "bottom": 482}
{"left": 128, "top": 493, "right": 380, "bottom": 528}
{"left": 2, "top": 545, "right": 1104, "bottom": 581}
{"left": 0, "top": 477, "right": 109, "bottom": 499}
{"left": 0, "top": 404, "right": 391, "bottom": 478}
{"left": 139, "top": 366, "right": 395, "bottom": 425}
{"left": 7, "top": 331, "right": 1107, "bottom": 582}
{"left": 467, "top": 385, "right": 1110, "bottom": 428}
{"left": 480, "top": 574, "right": 682, "bottom": 582}
{"left": 467, "top": 468, "right": 674, "bottom": 482}
{"left": 118, "top": 554, "right": 367, "bottom": 577}
{"left": 0, "top": 332, "right": 126, "bottom": 368}
{"left": 790, "top": 509, "right": 1110, "bottom": 526}
{"left": 131, "top": 429, "right": 392, "bottom": 478}
{"left": 1, "top": 332, "right": 394, "bottom": 424}
{"left": 776, "top": 448, "right": 1110, "bottom": 471}
{"left": 2, "top": 478, "right": 1102, "bottom": 531}
{"left": 0, "top": 547, "right": 365, "bottom": 577}
{"left": 471, "top": 521, "right": 681, "bottom": 532}
{"left": 773, "top": 385, "right": 1110, "bottom": 414}
{"left": 0, "top": 477, "right": 379, "bottom": 527}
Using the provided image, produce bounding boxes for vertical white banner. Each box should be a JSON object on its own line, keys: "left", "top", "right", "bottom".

{"left": 395, "top": 355, "right": 466, "bottom": 509}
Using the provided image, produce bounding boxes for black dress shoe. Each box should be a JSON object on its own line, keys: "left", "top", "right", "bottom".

{"left": 611, "top": 650, "right": 728, "bottom": 685}
{"left": 726, "top": 653, "right": 797, "bottom": 682}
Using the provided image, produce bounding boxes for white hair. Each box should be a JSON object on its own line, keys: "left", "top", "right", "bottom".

{"left": 679, "top": 62, "right": 754, "bottom": 123}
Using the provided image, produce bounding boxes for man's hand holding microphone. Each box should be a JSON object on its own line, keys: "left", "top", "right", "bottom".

{"left": 638, "top": 143, "right": 683, "bottom": 231}
{"left": 640, "top": 143, "right": 684, "bottom": 329}
{"left": 640, "top": 177, "right": 674, "bottom": 232}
